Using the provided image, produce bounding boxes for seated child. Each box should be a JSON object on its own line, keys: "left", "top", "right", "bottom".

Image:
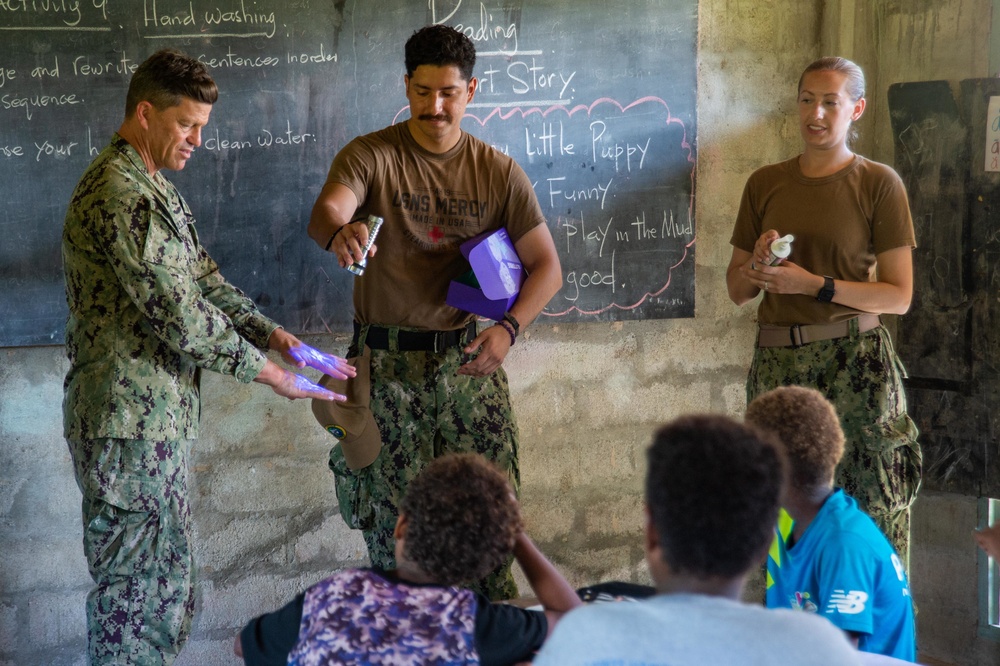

{"left": 235, "top": 452, "right": 581, "bottom": 665}
{"left": 746, "top": 386, "right": 917, "bottom": 662}
{"left": 533, "top": 414, "right": 863, "bottom": 666}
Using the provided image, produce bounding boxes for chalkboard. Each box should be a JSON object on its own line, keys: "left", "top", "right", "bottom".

{"left": 887, "top": 80, "right": 970, "bottom": 386}
{"left": 0, "top": 0, "right": 697, "bottom": 347}
{"left": 890, "top": 78, "right": 1000, "bottom": 497}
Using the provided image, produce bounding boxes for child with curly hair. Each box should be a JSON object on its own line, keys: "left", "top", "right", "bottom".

{"left": 746, "top": 386, "right": 916, "bottom": 662}
{"left": 235, "top": 453, "right": 580, "bottom": 665}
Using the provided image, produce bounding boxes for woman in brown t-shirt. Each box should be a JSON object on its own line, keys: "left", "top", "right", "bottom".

{"left": 725, "top": 57, "right": 921, "bottom": 567}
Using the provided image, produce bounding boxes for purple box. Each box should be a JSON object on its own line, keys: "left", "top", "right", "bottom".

{"left": 446, "top": 228, "right": 524, "bottom": 321}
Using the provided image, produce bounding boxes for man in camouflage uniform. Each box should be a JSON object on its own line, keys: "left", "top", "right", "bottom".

{"left": 62, "top": 49, "right": 354, "bottom": 665}
{"left": 307, "top": 25, "right": 562, "bottom": 600}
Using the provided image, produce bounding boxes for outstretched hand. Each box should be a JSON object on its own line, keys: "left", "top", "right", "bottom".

{"left": 268, "top": 328, "right": 356, "bottom": 380}
{"left": 253, "top": 359, "right": 347, "bottom": 401}
{"left": 275, "top": 367, "right": 347, "bottom": 401}
{"left": 285, "top": 342, "right": 356, "bottom": 380}
{"left": 261, "top": 329, "right": 354, "bottom": 401}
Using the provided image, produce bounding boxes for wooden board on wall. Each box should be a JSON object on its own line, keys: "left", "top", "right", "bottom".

{"left": 0, "top": 0, "right": 698, "bottom": 347}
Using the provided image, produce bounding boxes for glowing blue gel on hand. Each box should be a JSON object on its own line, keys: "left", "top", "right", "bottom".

{"left": 291, "top": 372, "right": 329, "bottom": 395}
{"left": 288, "top": 344, "right": 352, "bottom": 378}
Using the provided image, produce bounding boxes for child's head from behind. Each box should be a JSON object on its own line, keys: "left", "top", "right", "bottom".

{"left": 399, "top": 453, "right": 522, "bottom": 585}
{"left": 646, "top": 414, "right": 787, "bottom": 580}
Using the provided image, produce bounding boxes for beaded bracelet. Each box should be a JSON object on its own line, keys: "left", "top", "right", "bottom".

{"left": 496, "top": 320, "right": 516, "bottom": 346}
{"left": 502, "top": 311, "right": 520, "bottom": 334}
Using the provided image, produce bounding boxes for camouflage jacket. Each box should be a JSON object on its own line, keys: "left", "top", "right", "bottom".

{"left": 62, "top": 134, "right": 278, "bottom": 440}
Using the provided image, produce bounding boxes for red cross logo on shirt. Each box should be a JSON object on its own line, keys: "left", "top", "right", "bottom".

{"left": 428, "top": 226, "right": 445, "bottom": 243}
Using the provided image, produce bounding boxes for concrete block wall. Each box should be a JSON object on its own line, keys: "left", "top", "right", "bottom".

{"left": 1, "top": 1, "right": 998, "bottom": 665}
{"left": 1, "top": 346, "right": 88, "bottom": 666}
{"left": 910, "top": 491, "right": 999, "bottom": 666}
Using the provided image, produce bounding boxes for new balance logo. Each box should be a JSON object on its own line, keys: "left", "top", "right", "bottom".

{"left": 826, "top": 590, "right": 869, "bottom": 615}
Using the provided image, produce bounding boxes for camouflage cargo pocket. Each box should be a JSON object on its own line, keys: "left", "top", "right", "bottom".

{"left": 328, "top": 443, "right": 377, "bottom": 531}
{"left": 842, "top": 414, "right": 922, "bottom": 516}
{"left": 84, "top": 498, "right": 160, "bottom": 578}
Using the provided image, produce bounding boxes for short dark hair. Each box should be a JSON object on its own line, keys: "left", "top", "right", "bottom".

{"left": 404, "top": 24, "right": 476, "bottom": 81}
{"left": 125, "top": 49, "right": 218, "bottom": 117}
{"left": 399, "top": 453, "right": 521, "bottom": 585}
{"left": 745, "top": 386, "right": 845, "bottom": 494}
{"left": 646, "top": 415, "right": 787, "bottom": 579}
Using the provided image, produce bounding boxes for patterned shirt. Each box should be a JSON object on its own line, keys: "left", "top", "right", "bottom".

{"left": 63, "top": 134, "right": 277, "bottom": 440}
{"left": 241, "top": 568, "right": 548, "bottom": 666}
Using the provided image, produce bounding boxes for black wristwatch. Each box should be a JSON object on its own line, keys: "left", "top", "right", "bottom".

{"left": 816, "top": 276, "right": 836, "bottom": 303}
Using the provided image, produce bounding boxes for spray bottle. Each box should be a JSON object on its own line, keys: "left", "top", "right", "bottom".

{"left": 766, "top": 234, "right": 794, "bottom": 265}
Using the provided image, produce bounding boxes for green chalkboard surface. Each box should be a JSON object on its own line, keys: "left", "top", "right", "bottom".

{"left": 0, "top": 0, "right": 697, "bottom": 347}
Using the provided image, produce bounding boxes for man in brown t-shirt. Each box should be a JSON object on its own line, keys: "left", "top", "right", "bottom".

{"left": 307, "top": 24, "right": 562, "bottom": 599}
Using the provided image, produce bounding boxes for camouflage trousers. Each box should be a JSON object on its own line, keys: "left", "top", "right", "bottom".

{"left": 67, "top": 438, "right": 195, "bottom": 665}
{"left": 329, "top": 328, "right": 520, "bottom": 601}
{"left": 747, "top": 322, "right": 922, "bottom": 567}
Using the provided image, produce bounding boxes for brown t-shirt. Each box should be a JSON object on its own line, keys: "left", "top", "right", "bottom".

{"left": 326, "top": 123, "right": 546, "bottom": 330}
{"left": 730, "top": 155, "right": 916, "bottom": 326}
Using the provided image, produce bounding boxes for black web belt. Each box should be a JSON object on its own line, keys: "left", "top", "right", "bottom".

{"left": 354, "top": 321, "right": 477, "bottom": 353}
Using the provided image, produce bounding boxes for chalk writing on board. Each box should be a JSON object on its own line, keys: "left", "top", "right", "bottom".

{"left": 473, "top": 97, "right": 695, "bottom": 317}
{"left": 388, "top": 93, "right": 695, "bottom": 317}
{"left": 142, "top": 0, "right": 278, "bottom": 38}
{"left": 0, "top": 0, "right": 108, "bottom": 29}
{"left": 0, "top": 0, "right": 698, "bottom": 346}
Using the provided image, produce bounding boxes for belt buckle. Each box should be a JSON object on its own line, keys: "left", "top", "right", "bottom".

{"left": 433, "top": 331, "right": 447, "bottom": 354}
{"left": 790, "top": 325, "right": 804, "bottom": 348}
